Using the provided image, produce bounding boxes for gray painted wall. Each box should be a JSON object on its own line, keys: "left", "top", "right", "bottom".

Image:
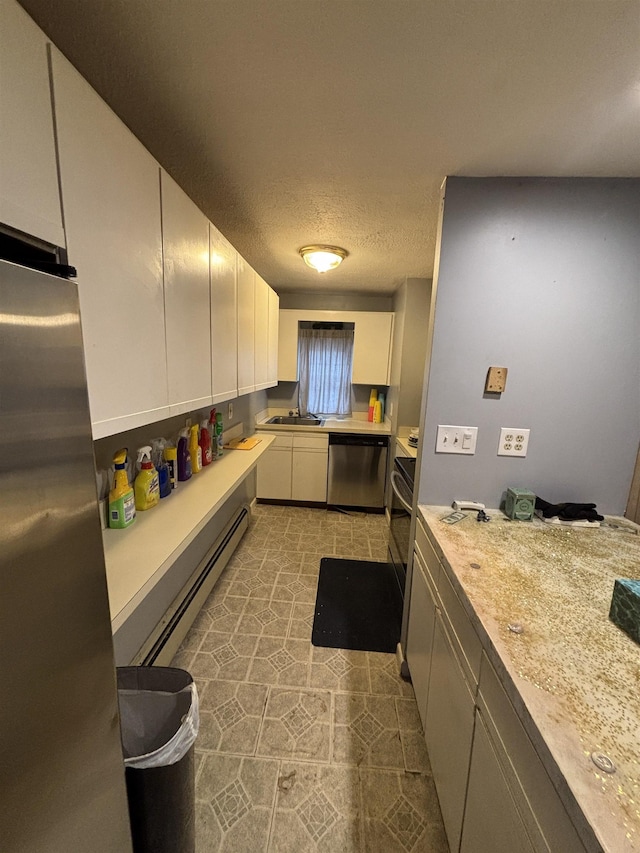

{"left": 418, "top": 177, "right": 640, "bottom": 515}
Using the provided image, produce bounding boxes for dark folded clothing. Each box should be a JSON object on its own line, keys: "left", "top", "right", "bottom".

{"left": 535, "top": 497, "right": 604, "bottom": 522}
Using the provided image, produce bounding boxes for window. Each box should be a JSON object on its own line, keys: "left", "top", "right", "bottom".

{"left": 297, "top": 324, "right": 354, "bottom": 416}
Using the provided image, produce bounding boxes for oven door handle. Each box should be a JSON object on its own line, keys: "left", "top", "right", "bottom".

{"left": 390, "top": 470, "right": 413, "bottom": 513}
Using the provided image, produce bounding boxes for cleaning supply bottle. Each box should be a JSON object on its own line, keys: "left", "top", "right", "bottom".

{"left": 151, "top": 438, "right": 171, "bottom": 498}
{"left": 368, "top": 388, "right": 378, "bottom": 422}
{"left": 208, "top": 408, "right": 217, "bottom": 455}
{"left": 189, "top": 423, "right": 202, "bottom": 473}
{"left": 177, "top": 428, "right": 192, "bottom": 481}
{"left": 373, "top": 399, "right": 383, "bottom": 423}
{"left": 215, "top": 411, "right": 224, "bottom": 457}
{"left": 164, "top": 443, "right": 178, "bottom": 489}
{"left": 200, "top": 418, "right": 212, "bottom": 466}
{"left": 134, "top": 447, "right": 160, "bottom": 511}
{"left": 108, "top": 449, "right": 136, "bottom": 529}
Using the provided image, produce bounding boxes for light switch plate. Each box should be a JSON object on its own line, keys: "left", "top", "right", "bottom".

{"left": 436, "top": 425, "right": 478, "bottom": 454}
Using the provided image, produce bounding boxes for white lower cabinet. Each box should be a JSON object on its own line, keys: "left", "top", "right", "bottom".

{"left": 257, "top": 432, "right": 328, "bottom": 502}
{"left": 424, "top": 614, "right": 477, "bottom": 853}
{"left": 405, "top": 547, "right": 437, "bottom": 728}
{"left": 460, "top": 711, "right": 535, "bottom": 853}
{"left": 291, "top": 435, "right": 328, "bottom": 502}
{"left": 410, "top": 518, "right": 589, "bottom": 853}
{"left": 256, "top": 434, "right": 293, "bottom": 500}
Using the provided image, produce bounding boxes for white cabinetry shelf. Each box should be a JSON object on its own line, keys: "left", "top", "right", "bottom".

{"left": 0, "top": 0, "right": 64, "bottom": 247}
{"left": 52, "top": 48, "right": 168, "bottom": 438}
{"left": 161, "top": 170, "right": 212, "bottom": 417}
{"left": 278, "top": 310, "right": 394, "bottom": 385}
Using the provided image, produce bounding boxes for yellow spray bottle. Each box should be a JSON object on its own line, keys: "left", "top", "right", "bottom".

{"left": 108, "top": 449, "right": 136, "bottom": 529}
{"left": 189, "top": 423, "right": 202, "bottom": 474}
{"left": 134, "top": 446, "right": 160, "bottom": 510}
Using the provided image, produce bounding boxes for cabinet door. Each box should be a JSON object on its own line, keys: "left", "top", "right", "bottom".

{"left": 210, "top": 223, "right": 238, "bottom": 403}
{"left": 51, "top": 49, "right": 168, "bottom": 437}
{"left": 352, "top": 313, "right": 394, "bottom": 385}
{"left": 253, "top": 273, "right": 269, "bottom": 390}
{"left": 161, "top": 170, "right": 211, "bottom": 416}
{"left": 278, "top": 310, "right": 299, "bottom": 381}
{"left": 425, "top": 614, "right": 476, "bottom": 853}
{"left": 267, "top": 286, "right": 279, "bottom": 386}
{"left": 405, "top": 548, "right": 437, "bottom": 728}
{"left": 460, "top": 712, "right": 536, "bottom": 853}
{"left": 291, "top": 437, "right": 328, "bottom": 502}
{"left": 237, "top": 256, "right": 255, "bottom": 395}
{"left": 0, "top": 0, "right": 64, "bottom": 247}
{"left": 257, "top": 445, "right": 292, "bottom": 499}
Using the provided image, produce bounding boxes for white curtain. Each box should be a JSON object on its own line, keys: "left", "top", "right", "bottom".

{"left": 298, "top": 328, "right": 354, "bottom": 417}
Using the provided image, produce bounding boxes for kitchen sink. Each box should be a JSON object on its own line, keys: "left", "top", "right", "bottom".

{"left": 266, "top": 416, "right": 324, "bottom": 426}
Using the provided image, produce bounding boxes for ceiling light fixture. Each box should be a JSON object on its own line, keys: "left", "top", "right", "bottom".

{"left": 299, "top": 245, "right": 348, "bottom": 273}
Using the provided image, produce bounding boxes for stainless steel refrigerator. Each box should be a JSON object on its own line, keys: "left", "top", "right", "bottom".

{"left": 0, "top": 255, "right": 133, "bottom": 852}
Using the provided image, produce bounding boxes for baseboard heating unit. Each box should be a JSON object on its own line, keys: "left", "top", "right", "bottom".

{"left": 133, "top": 504, "right": 250, "bottom": 666}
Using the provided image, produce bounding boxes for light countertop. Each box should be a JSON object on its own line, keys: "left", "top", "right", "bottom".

{"left": 419, "top": 505, "right": 640, "bottom": 852}
{"left": 396, "top": 436, "right": 418, "bottom": 458}
{"left": 255, "top": 413, "right": 392, "bottom": 435}
{"left": 103, "top": 435, "right": 275, "bottom": 631}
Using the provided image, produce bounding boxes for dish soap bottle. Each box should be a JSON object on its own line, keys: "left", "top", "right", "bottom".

{"left": 200, "top": 418, "right": 212, "bottom": 466}
{"left": 108, "top": 448, "right": 136, "bottom": 529}
{"left": 189, "top": 423, "right": 202, "bottom": 474}
{"left": 134, "top": 446, "right": 160, "bottom": 511}
{"left": 177, "top": 428, "right": 192, "bottom": 481}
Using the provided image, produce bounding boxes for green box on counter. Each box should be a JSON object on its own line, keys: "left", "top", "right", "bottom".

{"left": 609, "top": 579, "right": 640, "bottom": 646}
{"left": 505, "top": 487, "right": 536, "bottom": 521}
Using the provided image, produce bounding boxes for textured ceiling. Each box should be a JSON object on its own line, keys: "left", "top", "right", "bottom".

{"left": 19, "top": 0, "right": 640, "bottom": 294}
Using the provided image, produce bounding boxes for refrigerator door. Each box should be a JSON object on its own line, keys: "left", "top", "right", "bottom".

{"left": 0, "top": 260, "right": 132, "bottom": 852}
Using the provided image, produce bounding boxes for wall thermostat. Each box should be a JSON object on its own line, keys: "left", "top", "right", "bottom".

{"left": 505, "top": 487, "right": 535, "bottom": 521}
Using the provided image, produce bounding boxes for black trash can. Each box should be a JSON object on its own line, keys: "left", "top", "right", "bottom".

{"left": 117, "top": 667, "right": 199, "bottom": 853}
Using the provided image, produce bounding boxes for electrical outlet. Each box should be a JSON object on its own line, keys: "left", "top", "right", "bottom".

{"left": 228, "top": 402, "right": 233, "bottom": 420}
{"left": 498, "top": 427, "right": 530, "bottom": 457}
{"left": 436, "top": 425, "right": 478, "bottom": 454}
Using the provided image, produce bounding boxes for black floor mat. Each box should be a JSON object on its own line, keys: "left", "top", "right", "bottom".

{"left": 311, "top": 558, "right": 403, "bottom": 654}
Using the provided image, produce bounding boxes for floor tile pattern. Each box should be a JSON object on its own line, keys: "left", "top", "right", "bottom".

{"left": 172, "top": 504, "right": 449, "bottom": 852}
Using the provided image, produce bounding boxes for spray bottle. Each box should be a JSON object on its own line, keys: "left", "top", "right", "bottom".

{"left": 151, "top": 438, "right": 171, "bottom": 498}
{"left": 134, "top": 446, "right": 160, "bottom": 511}
{"left": 108, "top": 449, "right": 136, "bottom": 529}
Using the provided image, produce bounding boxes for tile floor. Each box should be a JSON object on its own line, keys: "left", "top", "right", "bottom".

{"left": 172, "top": 503, "right": 449, "bottom": 853}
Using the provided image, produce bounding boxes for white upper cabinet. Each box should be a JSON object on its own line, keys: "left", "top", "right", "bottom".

{"left": 352, "top": 312, "right": 394, "bottom": 384}
{"left": 51, "top": 49, "right": 168, "bottom": 437}
{"left": 0, "top": 0, "right": 64, "bottom": 246}
{"left": 278, "top": 310, "right": 394, "bottom": 385}
{"left": 267, "top": 286, "right": 279, "bottom": 386}
{"left": 161, "top": 170, "right": 212, "bottom": 417}
{"left": 237, "top": 256, "right": 255, "bottom": 396}
{"left": 254, "top": 273, "right": 270, "bottom": 390}
{"left": 210, "top": 223, "right": 238, "bottom": 404}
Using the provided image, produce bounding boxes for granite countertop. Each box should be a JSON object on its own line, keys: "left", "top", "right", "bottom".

{"left": 419, "top": 505, "right": 640, "bottom": 853}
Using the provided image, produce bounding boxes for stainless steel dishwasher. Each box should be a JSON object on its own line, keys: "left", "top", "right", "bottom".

{"left": 327, "top": 434, "right": 389, "bottom": 510}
